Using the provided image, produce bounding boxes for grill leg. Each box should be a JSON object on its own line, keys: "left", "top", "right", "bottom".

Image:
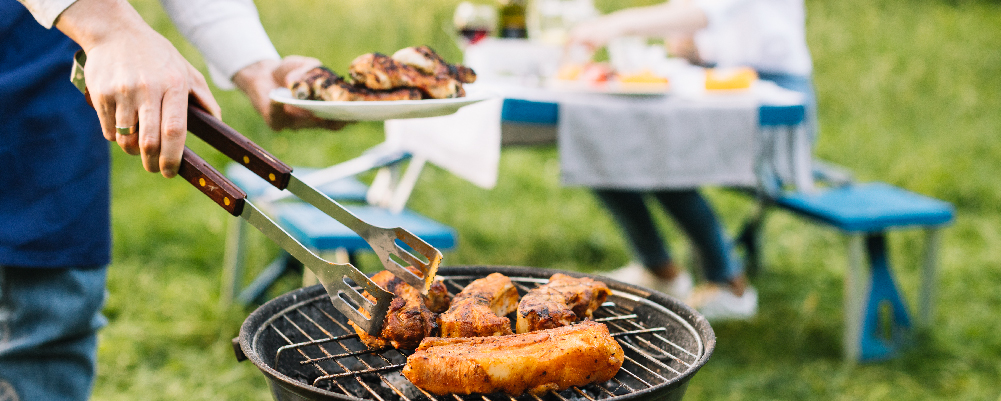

{"left": 220, "top": 215, "right": 247, "bottom": 308}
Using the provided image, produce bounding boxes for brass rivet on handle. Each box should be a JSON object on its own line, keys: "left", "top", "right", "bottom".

{"left": 243, "top": 156, "right": 250, "bottom": 164}
{"left": 224, "top": 197, "right": 230, "bottom": 206}
{"left": 199, "top": 178, "right": 206, "bottom": 187}
{"left": 269, "top": 173, "right": 276, "bottom": 182}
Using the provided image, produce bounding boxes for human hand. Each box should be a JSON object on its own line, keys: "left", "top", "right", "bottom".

{"left": 567, "top": 17, "right": 624, "bottom": 51}
{"left": 233, "top": 56, "right": 351, "bottom": 132}
{"left": 57, "top": 0, "right": 220, "bottom": 179}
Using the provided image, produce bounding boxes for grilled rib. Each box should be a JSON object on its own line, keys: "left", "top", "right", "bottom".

{"left": 391, "top": 46, "right": 477, "bottom": 84}
{"left": 516, "top": 273, "right": 611, "bottom": 333}
{"left": 290, "top": 66, "right": 422, "bottom": 101}
{"left": 402, "top": 320, "right": 624, "bottom": 396}
{"left": 439, "top": 273, "right": 519, "bottom": 338}
{"left": 348, "top": 53, "right": 463, "bottom": 99}
{"left": 348, "top": 269, "right": 451, "bottom": 350}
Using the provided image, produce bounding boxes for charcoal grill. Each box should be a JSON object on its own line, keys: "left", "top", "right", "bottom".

{"left": 235, "top": 266, "right": 716, "bottom": 401}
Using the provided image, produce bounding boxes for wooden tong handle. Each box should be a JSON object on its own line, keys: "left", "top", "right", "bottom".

{"left": 185, "top": 107, "right": 293, "bottom": 190}
{"left": 176, "top": 147, "right": 247, "bottom": 216}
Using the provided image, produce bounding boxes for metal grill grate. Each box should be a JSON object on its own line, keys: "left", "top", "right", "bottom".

{"left": 255, "top": 275, "right": 705, "bottom": 401}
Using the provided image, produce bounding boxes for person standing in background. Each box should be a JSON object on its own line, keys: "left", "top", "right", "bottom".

{"left": 1, "top": 0, "right": 346, "bottom": 399}
{"left": 567, "top": 0, "right": 816, "bottom": 320}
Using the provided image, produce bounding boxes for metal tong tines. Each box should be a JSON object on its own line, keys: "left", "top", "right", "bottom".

{"left": 70, "top": 51, "right": 442, "bottom": 335}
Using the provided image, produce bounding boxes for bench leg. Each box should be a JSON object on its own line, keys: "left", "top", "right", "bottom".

{"left": 859, "top": 234, "right": 913, "bottom": 361}
{"left": 918, "top": 228, "right": 942, "bottom": 328}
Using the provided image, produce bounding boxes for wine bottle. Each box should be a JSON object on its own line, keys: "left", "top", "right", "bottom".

{"left": 497, "top": 0, "right": 528, "bottom": 38}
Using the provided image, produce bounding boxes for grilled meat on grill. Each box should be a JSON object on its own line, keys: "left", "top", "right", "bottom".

{"left": 402, "top": 320, "right": 624, "bottom": 395}
{"left": 348, "top": 53, "right": 464, "bottom": 99}
{"left": 516, "top": 273, "right": 611, "bottom": 333}
{"left": 291, "top": 66, "right": 422, "bottom": 101}
{"left": 391, "top": 46, "right": 477, "bottom": 84}
{"left": 348, "top": 268, "right": 452, "bottom": 350}
{"left": 439, "top": 273, "right": 519, "bottom": 338}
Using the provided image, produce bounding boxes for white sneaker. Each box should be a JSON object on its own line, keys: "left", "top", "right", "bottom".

{"left": 600, "top": 262, "right": 694, "bottom": 300}
{"left": 687, "top": 284, "right": 758, "bottom": 321}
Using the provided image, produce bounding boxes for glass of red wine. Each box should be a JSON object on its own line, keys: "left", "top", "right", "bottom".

{"left": 454, "top": 2, "right": 497, "bottom": 47}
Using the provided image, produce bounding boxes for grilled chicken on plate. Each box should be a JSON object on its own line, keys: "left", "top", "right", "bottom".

{"left": 439, "top": 273, "right": 519, "bottom": 338}
{"left": 517, "top": 273, "right": 611, "bottom": 333}
{"left": 291, "top": 66, "right": 422, "bottom": 101}
{"left": 402, "top": 320, "right": 624, "bottom": 395}
{"left": 348, "top": 268, "right": 451, "bottom": 350}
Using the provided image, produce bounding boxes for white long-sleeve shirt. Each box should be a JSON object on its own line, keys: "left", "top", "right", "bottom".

{"left": 692, "top": 0, "right": 812, "bottom": 76}
{"left": 17, "top": 0, "right": 280, "bottom": 89}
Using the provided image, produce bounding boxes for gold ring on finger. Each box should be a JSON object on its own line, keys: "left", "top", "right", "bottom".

{"left": 116, "top": 124, "right": 138, "bottom": 136}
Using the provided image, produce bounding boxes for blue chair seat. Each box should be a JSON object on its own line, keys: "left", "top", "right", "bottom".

{"left": 274, "top": 203, "right": 457, "bottom": 253}
{"left": 775, "top": 182, "right": 955, "bottom": 232}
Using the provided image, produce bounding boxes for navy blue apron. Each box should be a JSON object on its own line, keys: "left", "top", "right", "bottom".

{"left": 0, "top": 1, "right": 111, "bottom": 268}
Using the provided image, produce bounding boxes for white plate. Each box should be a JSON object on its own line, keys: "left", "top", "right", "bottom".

{"left": 546, "top": 79, "right": 671, "bottom": 96}
{"left": 269, "top": 87, "right": 494, "bottom": 121}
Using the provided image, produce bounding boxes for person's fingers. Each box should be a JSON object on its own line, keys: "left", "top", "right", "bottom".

{"left": 93, "top": 87, "right": 118, "bottom": 142}
{"left": 137, "top": 91, "right": 163, "bottom": 174}
{"left": 186, "top": 64, "right": 221, "bottom": 119}
{"left": 158, "top": 85, "right": 188, "bottom": 178}
{"left": 114, "top": 92, "right": 141, "bottom": 155}
{"left": 274, "top": 55, "right": 322, "bottom": 87}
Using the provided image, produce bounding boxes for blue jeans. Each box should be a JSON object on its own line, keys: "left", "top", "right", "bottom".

{"left": 594, "top": 189, "right": 739, "bottom": 283}
{"left": 0, "top": 266, "right": 108, "bottom": 401}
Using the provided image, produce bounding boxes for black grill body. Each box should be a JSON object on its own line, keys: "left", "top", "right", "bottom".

{"left": 237, "top": 266, "right": 716, "bottom": 401}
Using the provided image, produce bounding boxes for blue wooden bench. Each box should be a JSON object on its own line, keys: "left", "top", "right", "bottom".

{"left": 501, "top": 97, "right": 955, "bottom": 361}
{"left": 220, "top": 148, "right": 457, "bottom": 306}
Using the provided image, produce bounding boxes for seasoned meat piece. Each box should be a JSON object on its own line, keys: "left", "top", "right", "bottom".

{"left": 516, "top": 273, "right": 611, "bottom": 333}
{"left": 289, "top": 66, "right": 422, "bottom": 101}
{"left": 391, "top": 46, "right": 477, "bottom": 84}
{"left": 402, "top": 321, "right": 624, "bottom": 396}
{"left": 290, "top": 66, "right": 335, "bottom": 100}
{"left": 439, "top": 273, "right": 519, "bottom": 338}
{"left": 348, "top": 53, "right": 463, "bottom": 99}
{"left": 348, "top": 269, "right": 451, "bottom": 349}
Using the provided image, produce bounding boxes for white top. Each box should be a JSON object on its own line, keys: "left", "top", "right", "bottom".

{"left": 17, "top": 0, "right": 280, "bottom": 89}
{"left": 692, "top": 0, "right": 812, "bottom": 76}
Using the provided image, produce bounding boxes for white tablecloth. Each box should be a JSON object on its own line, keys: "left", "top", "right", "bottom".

{"left": 477, "top": 79, "right": 805, "bottom": 190}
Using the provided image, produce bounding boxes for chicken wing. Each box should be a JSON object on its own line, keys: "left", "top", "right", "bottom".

{"left": 391, "top": 46, "right": 476, "bottom": 84}
{"left": 348, "top": 53, "right": 463, "bottom": 99}
{"left": 439, "top": 273, "right": 519, "bottom": 338}
{"left": 348, "top": 269, "right": 451, "bottom": 350}
{"left": 516, "top": 273, "right": 611, "bottom": 333}
{"left": 402, "top": 320, "right": 624, "bottom": 396}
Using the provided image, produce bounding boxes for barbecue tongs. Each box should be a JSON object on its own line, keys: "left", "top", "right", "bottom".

{"left": 70, "top": 51, "right": 441, "bottom": 335}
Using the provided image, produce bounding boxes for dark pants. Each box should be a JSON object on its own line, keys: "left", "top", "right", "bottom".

{"left": 594, "top": 189, "right": 738, "bottom": 283}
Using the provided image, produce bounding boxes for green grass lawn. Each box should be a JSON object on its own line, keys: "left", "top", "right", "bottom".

{"left": 93, "top": 0, "right": 1001, "bottom": 399}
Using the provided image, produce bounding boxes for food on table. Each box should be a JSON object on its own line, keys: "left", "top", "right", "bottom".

{"left": 618, "top": 69, "right": 670, "bottom": 85}
{"left": 578, "top": 63, "right": 615, "bottom": 84}
{"left": 705, "top": 66, "right": 757, "bottom": 90}
{"left": 516, "top": 273, "right": 611, "bottom": 333}
{"left": 402, "top": 320, "right": 624, "bottom": 395}
{"left": 348, "top": 267, "right": 452, "bottom": 350}
{"left": 289, "top": 46, "right": 476, "bottom": 101}
{"left": 439, "top": 272, "right": 520, "bottom": 338}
